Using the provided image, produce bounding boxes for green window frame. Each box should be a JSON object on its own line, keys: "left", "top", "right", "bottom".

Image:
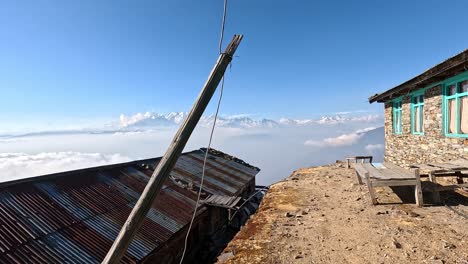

{"left": 410, "top": 91, "right": 424, "bottom": 135}
{"left": 443, "top": 74, "right": 468, "bottom": 138}
{"left": 392, "top": 98, "right": 402, "bottom": 134}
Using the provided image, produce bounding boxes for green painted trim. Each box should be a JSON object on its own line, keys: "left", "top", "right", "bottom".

{"left": 410, "top": 101, "right": 425, "bottom": 135}
{"left": 442, "top": 72, "right": 468, "bottom": 138}
{"left": 442, "top": 70, "right": 468, "bottom": 86}
{"left": 410, "top": 89, "right": 425, "bottom": 135}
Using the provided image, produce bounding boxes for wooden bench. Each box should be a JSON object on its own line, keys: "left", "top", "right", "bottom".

{"left": 411, "top": 159, "right": 468, "bottom": 203}
{"left": 354, "top": 162, "right": 423, "bottom": 207}
{"left": 346, "top": 156, "right": 373, "bottom": 168}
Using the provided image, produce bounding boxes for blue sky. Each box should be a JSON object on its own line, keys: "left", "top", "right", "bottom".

{"left": 1, "top": 0, "right": 468, "bottom": 129}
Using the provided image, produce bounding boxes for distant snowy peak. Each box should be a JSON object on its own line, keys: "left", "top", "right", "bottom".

{"left": 118, "top": 112, "right": 383, "bottom": 129}
{"left": 206, "top": 116, "right": 279, "bottom": 128}
{"left": 119, "top": 112, "right": 186, "bottom": 128}
{"left": 119, "top": 112, "right": 279, "bottom": 129}
{"left": 280, "top": 114, "right": 382, "bottom": 125}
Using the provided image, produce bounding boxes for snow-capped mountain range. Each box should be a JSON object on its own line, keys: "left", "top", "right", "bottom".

{"left": 117, "top": 112, "right": 383, "bottom": 129}
{"left": 0, "top": 112, "right": 383, "bottom": 138}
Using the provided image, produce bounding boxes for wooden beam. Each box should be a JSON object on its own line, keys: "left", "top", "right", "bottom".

{"left": 102, "top": 34, "right": 243, "bottom": 264}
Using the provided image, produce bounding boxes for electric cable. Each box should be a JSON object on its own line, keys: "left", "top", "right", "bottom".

{"left": 179, "top": 1, "right": 228, "bottom": 263}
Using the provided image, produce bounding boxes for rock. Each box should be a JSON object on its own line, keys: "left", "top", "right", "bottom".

{"left": 291, "top": 177, "right": 299, "bottom": 181}
{"left": 285, "top": 212, "right": 295, "bottom": 217}
{"left": 355, "top": 197, "right": 362, "bottom": 201}
{"left": 426, "top": 256, "right": 444, "bottom": 264}
{"left": 392, "top": 239, "right": 402, "bottom": 249}
{"left": 376, "top": 211, "right": 388, "bottom": 215}
{"left": 301, "top": 210, "right": 308, "bottom": 215}
{"left": 426, "top": 260, "right": 444, "bottom": 264}
{"left": 324, "top": 193, "right": 330, "bottom": 198}
{"left": 294, "top": 255, "right": 302, "bottom": 259}
{"left": 217, "top": 252, "right": 234, "bottom": 263}
{"left": 408, "top": 211, "right": 420, "bottom": 217}
{"left": 442, "top": 240, "right": 456, "bottom": 249}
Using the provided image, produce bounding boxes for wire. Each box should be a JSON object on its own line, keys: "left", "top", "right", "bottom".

{"left": 229, "top": 186, "right": 269, "bottom": 221}
{"left": 179, "top": 1, "right": 228, "bottom": 263}
{"left": 219, "top": 0, "right": 228, "bottom": 54}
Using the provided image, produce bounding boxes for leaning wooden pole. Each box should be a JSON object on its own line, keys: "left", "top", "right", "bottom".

{"left": 102, "top": 34, "right": 243, "bottom": 264}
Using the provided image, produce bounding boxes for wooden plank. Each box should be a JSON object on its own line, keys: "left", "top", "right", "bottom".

{"left": 372, "top": 180, "right": 417, "bottom": 187}
{"left": 428, "top": 162, "right": 466, "bottom": 171}
{"left": 361, "top": 163, "right": 384, "bottom": 178}
{"left": 382, "top": 162, "right": 415, "bottom": 178}
{"left": 102, "top": 35, "right": 244, "bottom": 264}
{"left": 376, "top": 168, "right": 414, "bottom": 180}
{"left": 410, "top": 163, "right": 449, "bottom": 173}
{"left": 354, "top": 164, "right": 369, "bottom": 178}
{"left": 449, "top": 159, "right": 468, "bottom": 167}
{"left": 383, "top": 162, "right": 411, "bottom": 174}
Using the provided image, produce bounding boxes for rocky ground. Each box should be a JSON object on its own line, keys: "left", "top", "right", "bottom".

{"left": 216, "top": 163, "right": 468, "bottom": 264}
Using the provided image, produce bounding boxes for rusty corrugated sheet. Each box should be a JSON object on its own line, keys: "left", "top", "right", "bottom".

{"left": 0, "top": 148, "right": 259, "bottom": 263}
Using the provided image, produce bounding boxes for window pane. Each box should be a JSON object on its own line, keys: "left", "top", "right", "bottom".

{"left": 448, "top": 99, "right": 457, "bottom": 133}
{"left": 461, "top": 96, "right": 468, "bottom": 134}
{"left": 461, "top": 81, "right": 468, "bottom": 93}
{"left": 419, "top": 95, "right": 424, "bottom": 103}
{"left": 448, "top": 85, "right": 456, "bottom": 95}
{"left": 398, "top": 112, "right": 401, "bottom": 132}
{"left": 415, "top": 106, "right": 421, "bottom": 132}
{"left": 420, "top": 105, "right": 424, "bottom": 132}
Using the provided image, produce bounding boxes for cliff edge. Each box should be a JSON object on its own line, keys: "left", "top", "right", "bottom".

{"left": 216, "top": 164, "right": 468, "bottom": 264}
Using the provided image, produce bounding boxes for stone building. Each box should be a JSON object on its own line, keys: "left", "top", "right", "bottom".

{"left": 369, "top": 50, "right": 468, "bottom": 166}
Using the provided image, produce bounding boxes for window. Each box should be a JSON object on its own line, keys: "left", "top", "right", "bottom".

{"left": 444, "top": 80, "right": 468, "bottom": 137}
{"left": 392, "top": 99, "right": 402, "bottom": 134}
{"left": 411, "top": 92, "right": 424, "bottom": 134}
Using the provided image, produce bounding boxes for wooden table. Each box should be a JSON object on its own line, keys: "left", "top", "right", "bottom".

{"left": 346, "top": 156, "right": 373, "bottom": 168}
{"left": 354, "top": 162, "right": 423, "bottom": 207}
{"left": 410, "top": 159, "right": 468, "bottom": 203}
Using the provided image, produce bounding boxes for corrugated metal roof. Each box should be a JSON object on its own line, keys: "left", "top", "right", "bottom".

{"left": 0, "top": 148, "right": 259, "bottom": 263}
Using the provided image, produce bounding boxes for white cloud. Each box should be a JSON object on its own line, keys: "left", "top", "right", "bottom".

{"left": 304, "top": 133, "right": 361, "bottom": 147}
{"left": 0, "top": 152, "right": 131, "bottom": 183}
{"left": 304, "top": 127, "right": 377, "bottom": 147}
{"left": 365, "top": 144, "right": 385, "bottom": 152}
{"left": 0, "top": 112, "right": 385, "bottom": 185}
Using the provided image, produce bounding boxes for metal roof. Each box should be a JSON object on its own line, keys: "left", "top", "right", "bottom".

{"left": 0, "top": 148, "right": 259, "bottom": 263}
{"left": 369, "top": 49, "right": 468, "bottom": 103}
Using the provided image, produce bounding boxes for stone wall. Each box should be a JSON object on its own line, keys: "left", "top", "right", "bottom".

{"left": 384, "top": 84, "right": 468, "bottom": 167}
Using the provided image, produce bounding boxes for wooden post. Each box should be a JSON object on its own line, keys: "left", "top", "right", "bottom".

{"left": 364, "top": 172, "right": 377, "bottom": 205}
{"left": 413, "top": 168, "right": 423, "bottom": 207}
{"left": 428, "top": 172, "right": 441, "bottom": 204}
{"left": 102, "top": 35, "right": 243, "bottom": 264}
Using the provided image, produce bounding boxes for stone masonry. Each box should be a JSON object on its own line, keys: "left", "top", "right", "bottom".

{"left": 384, "top": 84, "right": 468, "bottom": 167}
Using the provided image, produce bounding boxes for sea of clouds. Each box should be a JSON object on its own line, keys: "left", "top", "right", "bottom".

{"left": 0, "top": 112, "right": 385, "bottom": 185}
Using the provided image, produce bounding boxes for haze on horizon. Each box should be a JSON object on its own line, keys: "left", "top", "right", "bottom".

{"left": 1, "top": 0, "right": 468, "bottom": 184}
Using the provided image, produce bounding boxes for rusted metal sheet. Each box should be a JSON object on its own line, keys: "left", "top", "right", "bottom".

{"left": 0, "top": 148, "right": 259, "bottom": 263}
{"left": 202, "top": 195, "right": 242, "bottom": 209}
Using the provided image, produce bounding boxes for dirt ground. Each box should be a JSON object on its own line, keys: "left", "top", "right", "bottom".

{"left": 216, "top": 163, "right": 468, "bottom": 264}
